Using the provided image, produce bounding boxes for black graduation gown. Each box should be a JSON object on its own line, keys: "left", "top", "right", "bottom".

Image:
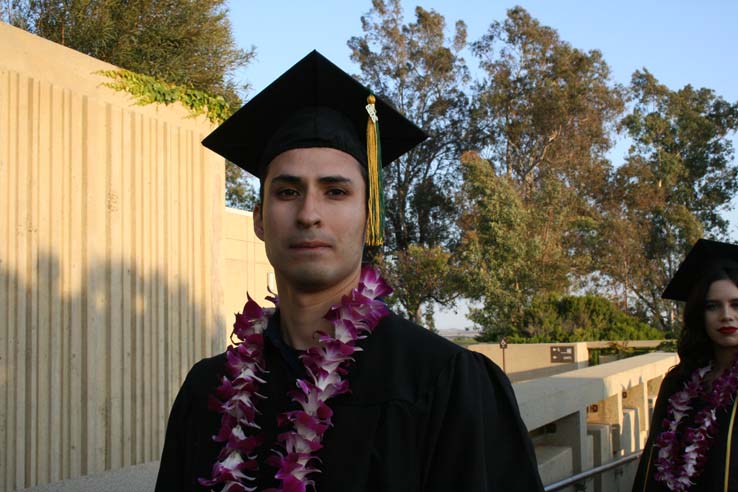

{"left": 155, "top": 311, "right": 544, "bottom": 492}
{"left": 632, "top": 369, "right": 738, "bottom": 491}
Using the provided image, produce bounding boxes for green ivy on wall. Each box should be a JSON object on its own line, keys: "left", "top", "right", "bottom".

{"left": 98, "top": 69, "right": 232, "bottom": 124}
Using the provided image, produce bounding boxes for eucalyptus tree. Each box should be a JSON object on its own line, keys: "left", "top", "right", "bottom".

{"left": 601, "top": 70, "right": 738, "bottom": 332}
{"left": 348, "top": 0, "right": 473, "bottom": 323}
{"left": 461, "top": 7, "right": 624, "bottom": 338}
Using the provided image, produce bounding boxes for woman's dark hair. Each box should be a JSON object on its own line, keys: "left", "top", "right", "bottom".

{"left": 676, "top": 266, "right": 738, "bottom": 375}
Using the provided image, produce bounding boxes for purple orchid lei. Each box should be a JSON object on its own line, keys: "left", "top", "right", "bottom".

{"left": 654, "top": 354, "right": 738, "bottom": 491}
{"left": 199, "top": 265, "right": 392, "bottom": 492}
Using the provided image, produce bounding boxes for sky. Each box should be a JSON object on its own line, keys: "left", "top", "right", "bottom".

{"left": 226, "top": 0, "right": 738, "bottom": 329}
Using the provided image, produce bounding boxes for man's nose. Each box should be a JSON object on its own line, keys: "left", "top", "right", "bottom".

{"left": 296, "top": 191, "right": 321, "bottom": 227}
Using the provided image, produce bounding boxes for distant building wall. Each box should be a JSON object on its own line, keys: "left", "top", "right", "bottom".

{"left": 469, "top": 342, "right": 589, "bottom": 381}
{"left": 221, "top": 208, "right": 274, "bottom": 343}
{"left": 0, "top": 23, "right": 226, "bottom": 491}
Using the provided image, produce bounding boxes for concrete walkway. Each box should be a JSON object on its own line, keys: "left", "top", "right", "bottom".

{"left": 21, "top": 462, "right": 158, "bottom": 492}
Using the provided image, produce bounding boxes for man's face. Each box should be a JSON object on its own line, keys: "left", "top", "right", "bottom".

{"left": 254, "top": 147, "right": 366, "bottom": 293}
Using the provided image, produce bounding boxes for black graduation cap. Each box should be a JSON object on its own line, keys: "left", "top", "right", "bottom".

{"left": 662, "top": 239, "right": 738, "bottom": 301}
{"left": 202, "top": 50, "right": 428, "bottom": 246}
{"left": 202, "top": 49, "right": 427, "bottom": 176}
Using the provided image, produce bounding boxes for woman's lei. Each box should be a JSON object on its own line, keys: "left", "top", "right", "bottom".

{"left": 654, "top": 354, "right": 738, "bottom": 491}
{"left": 199, "top": 265, "right": 392, "bottom": 492}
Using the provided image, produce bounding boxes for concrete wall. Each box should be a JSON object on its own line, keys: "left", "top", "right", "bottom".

{"left": 515, "top": 352, "right": 679, "bottom": 491}
{"left": 470, "top": 342, "right": 589, "bottom": 381}
{"left": 221, "top": 208, "right": 274, "bottom": 343}
{"left": 0, "top": 23, "right": 226, "bottom": 492}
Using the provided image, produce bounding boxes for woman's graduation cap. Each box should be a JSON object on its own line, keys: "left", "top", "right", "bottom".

{"left": 202, "top": 50, "right": 428, "bottom": 246}
{"left": 662, "top": 239, "right": 738, "bottom": 301}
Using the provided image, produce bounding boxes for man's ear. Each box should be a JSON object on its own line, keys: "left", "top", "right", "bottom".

{"left": 253, "top": 203, "right": 265, "bottom": 241}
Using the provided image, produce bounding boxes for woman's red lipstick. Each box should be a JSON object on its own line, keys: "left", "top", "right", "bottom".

{"left": 718, "top": 327, "right": 738, "bottom": 334}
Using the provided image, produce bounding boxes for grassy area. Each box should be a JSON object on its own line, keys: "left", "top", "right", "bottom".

{"left": 450, "top": 337, "right": 480, "bottom": 348}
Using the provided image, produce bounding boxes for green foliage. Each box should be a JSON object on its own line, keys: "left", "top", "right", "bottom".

{"left": 225, "top": 162, "right": 258, "bottom": 211}
{"left": 622, "top": 70, "right": 738, "bottom": 235}
{"left": 475, "top": 293, "right": 663, "bottom": 343}
{"left": 378, "top": 244, "right": 461, "bottom": 326}
{"left": 1, "top": 0, "right": 32, "bottom": 28}
{"left": 348, "top": 0, "right": 473, "bottom": 323}
{"left": 460, "top": 8, "right": 625, "bottom": 340}
{"left": 450, "top": 337, "right": 479, "bottom": 348}
{"left": 12, "top": 0, "right": 257, "bottom": 210}
{"left": 657, "top": 340, "right": 677, "bottom": 352}
{"left": 99, "top": 68, "right": 258, "bottom": 209}
{"left": 98, "top": 70, "right": 259, "bottom": 212}
{"left": 458, "top": 151, "right": 534, "bottom": 337}
{"left": 98, "top": 69, "right": 232, "bottom": 124}
{"left": 461, "top": 7, "right": 736, "bottom": 338}
{"left": 17, "top": 0, "right": 254, "bottom": 107}
{"left": 470, "top": 6, "right": 624, "bottom": 201}
{"left": 457, "top": 146, "right": 616, "bottom": 340}
{"left": 349, "top": 0, "right": 472, "bottom": 250}
{"left": 596, "top": 69, "right": 738, "bottom": 331}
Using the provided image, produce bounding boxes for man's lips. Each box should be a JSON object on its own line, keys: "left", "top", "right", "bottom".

{"left": 718, "top": 327, "right": 738, "bottom": 334}
{"left": 290, "top": 240, "right": 332, "bottom": 249}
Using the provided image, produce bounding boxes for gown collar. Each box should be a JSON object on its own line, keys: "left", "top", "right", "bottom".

{"left": 264, "top": 309, "right": 307, "bottom": 377}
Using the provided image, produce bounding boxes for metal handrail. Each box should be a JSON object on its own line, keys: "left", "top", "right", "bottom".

{"left": 543, "top": 451, "right": 643, "bottom": 491}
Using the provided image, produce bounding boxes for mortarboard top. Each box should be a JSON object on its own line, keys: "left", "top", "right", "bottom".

{"left": 662, "top": 239, "right": 738, "bottom": 301}
{"left": 201, "top": 49, "right": 428, "bottom": 178}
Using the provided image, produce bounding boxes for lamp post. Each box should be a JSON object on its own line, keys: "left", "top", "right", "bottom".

{"left": 499, "top": 337, "right": 508, "bottom": 373}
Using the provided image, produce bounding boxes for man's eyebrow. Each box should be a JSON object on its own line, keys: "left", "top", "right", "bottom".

{"left": 269, "top": 174, "right": 355, "bottom": 185}
{"left": 318, "top": 175, "right": 354, "bottom": 185}
{"left": 270, "top": 174, "right": 302, "bottom": 185}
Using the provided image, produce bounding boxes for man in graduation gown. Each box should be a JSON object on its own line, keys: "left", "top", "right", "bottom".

{"left": 155, "top": 50, "right": 544, "bottom": 492}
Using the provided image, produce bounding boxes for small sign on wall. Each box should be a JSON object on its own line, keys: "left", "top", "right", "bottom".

{"left": 550, "top": 345, "right": 575, "bottom": 363}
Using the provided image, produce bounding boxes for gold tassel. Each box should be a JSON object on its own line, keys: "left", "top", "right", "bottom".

{"left": 365, "top": 95, "right": 383, "bottom": 246}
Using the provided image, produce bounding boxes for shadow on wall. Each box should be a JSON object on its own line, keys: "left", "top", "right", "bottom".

{"left": 0, "top": 250, "right": 224, "bottom": 492}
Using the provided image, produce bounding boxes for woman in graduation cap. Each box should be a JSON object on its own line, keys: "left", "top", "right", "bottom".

{"left": 633, "top": 239, "right": 738, "bottom": 491}
{"left": 154, "top": 51, "right": 544, "bottom": 492}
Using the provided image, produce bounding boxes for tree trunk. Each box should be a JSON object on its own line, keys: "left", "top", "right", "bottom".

{"left": 414, "top": 304, "right": 423, "bottom": 326}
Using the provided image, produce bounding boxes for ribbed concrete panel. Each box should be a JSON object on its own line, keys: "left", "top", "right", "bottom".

{"left": 0, "top": 23, "right": 226, "bottom": 491}
{"left": 221, "top": 208, "right": 275, "bottom": 343}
